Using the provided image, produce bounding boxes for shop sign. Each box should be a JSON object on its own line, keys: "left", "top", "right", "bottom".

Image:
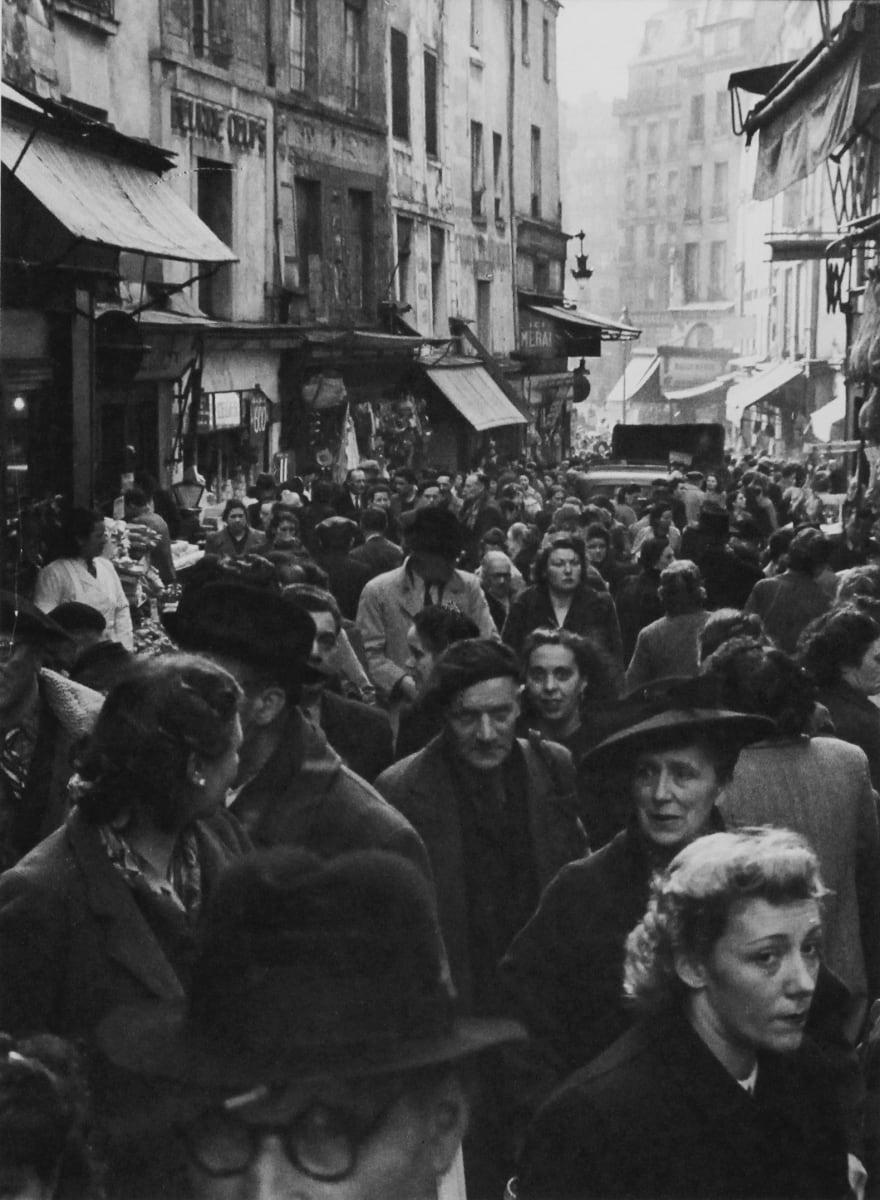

{"left": 518, "top": 311, "right": 564, "bottom": 359}
{"left": 170, "top": 92, "right": 267, "bottom": 155}
{"left": 250, "top": 389, "right": 269, "bottom": 433}
{"left": 213, "top": 392, "right": 242, "bottom": 428}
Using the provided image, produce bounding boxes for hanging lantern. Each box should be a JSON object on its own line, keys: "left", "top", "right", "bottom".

{"left": 572, "top": 358, "right": 591, "bottom": 403}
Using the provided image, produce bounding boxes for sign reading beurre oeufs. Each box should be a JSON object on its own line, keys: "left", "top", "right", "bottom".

{"left": 170, "top": 92, "right": 266, "bottom": 155}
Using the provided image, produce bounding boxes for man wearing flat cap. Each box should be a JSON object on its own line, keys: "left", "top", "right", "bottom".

{"left": 98, "top": 847, "right": 524, "bottom": 1200}
{"left": 501, "top": 676, "right": 773, "bottom": 1118}
{"left": 356, "top": 507, "right": 497, "bottom": 706}
{"left": 164, "top": 581, "right": 430, "bottom": 874}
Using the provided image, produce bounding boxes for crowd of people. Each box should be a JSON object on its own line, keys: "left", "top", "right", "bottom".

{"left": 1, "top": 449, "right": 880, "bottom": 1200}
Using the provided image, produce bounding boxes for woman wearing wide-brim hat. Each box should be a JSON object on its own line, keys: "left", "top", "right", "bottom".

{"left": 98, "top": 847, "right": 524, "bottom": 1200}
{"left": 501, "top": 675, "right": 774, "bottom": 1115}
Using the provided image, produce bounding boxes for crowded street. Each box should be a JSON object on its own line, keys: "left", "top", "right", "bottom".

{"left": 2, "top": 0, "right": 880, "bottom": 1198}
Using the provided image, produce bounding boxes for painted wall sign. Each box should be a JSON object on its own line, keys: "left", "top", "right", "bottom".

{"left": 170, "top": 92, "right": 267, "bottom": 155}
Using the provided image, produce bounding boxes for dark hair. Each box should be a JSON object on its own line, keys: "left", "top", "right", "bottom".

{"left": 638, "top": 536, "right": 670, "bottom": 571}
{"left": 648, "top": 501, "right": 672, "bottom": 527}
{"left": 412, "top": 606, "right": 480, "bottom": 655}
{"left": 393, "top": 468, "right": 417, "bottom": 486}
{"left": 699, "top": 609, "right": 766, "bottom": 661}
{"left": 360, "top": 506, "right": 388, "bottom": 534}
{"left": 0, "top": 1034, "right": 99, "bottom": 1199}
{"left": 283, "top": 583, "right": 342, "bottom": 633}
{"left": 521, "top": 627, "right": 616, "bottom": 703}
{"left": 56, "top": 507, "right": 105, "bottom": 559}
{"left": 534, "top": 533, "right": 587, "bottom": 588}
{"left": 311, "top": 481, "right": 336, "bottom": 506}
{"left": 291, "top": 560, "right": 330, "bottom": 589}
{"left": 702, "top": 638, "right": 815, "bottom": 738}
{"left": 583, "top": 522, "right": 610, "bottom": 549}
{"left": 658, "top": 560, "right": 705, "bottom": 616}
{"left": 222, "top": 498, "right": 248, "bottom": 522}
{"left": 797, "top": 607, "right": 880, "bottom": 688}
{"left": 270, "top": 506, "right": 300, "bottom": 535}
{"left": 479, "top": 527, "right": 507, "bottom": 550}
{"left": 787, "top": 528, "right": 830, "bottom": 573}
{"left": 423, "top": 639, "right": 521, "bottom": 710}
{"left": 366, "top": 481, "right": 392, "bottom": 501}
{"left": 123, "top": 487, "right": 148, "bottom": 511}
{"left": 74, "top": 654, "right": 242, "bottom": 831}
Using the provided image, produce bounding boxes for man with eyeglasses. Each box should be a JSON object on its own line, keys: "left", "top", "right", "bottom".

{"left": 375, "top": 639, "right": 585, "bottom": 1199}
{"left": 99, "top": 847, "right": 524, "bottom": 1200}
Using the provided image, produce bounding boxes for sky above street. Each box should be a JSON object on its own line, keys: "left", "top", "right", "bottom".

{"left": 556, "top": 0, "right": 666, "bottom": 102}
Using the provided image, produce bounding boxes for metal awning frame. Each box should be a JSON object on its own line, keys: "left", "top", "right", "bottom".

{"left": 526, "top": 304, "right": 642, "bottom": 343}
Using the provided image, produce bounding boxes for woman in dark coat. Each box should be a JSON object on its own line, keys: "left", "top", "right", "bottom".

{"left": 203, "top": 498, "right": 267, "bottom": 558}
{"left": 615, "top": 535, "right": 673, "bottom": 664}
{"left": 502, "top": 533, "right": 624, "bottom": 691}
{"left": 797, "top": 605, "right": 880, "bottom": 791}
{"left": 0, "top": 654, "right": 251, "bottom": 1193}
{"left": 516, "top": 828, "right": 850, "bottom": 1200}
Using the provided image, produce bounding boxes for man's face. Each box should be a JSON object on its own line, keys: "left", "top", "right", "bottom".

{"left": 348, "top": 471, "right": 366, "bottom": 495}
{"left": 419, "top": 486, "right": 441, "bottom": 507}
{"left": 445, "top": 675, "right": 520, "bottom": 772}
{"left": 436, "top": 476, "right": 452, "bottom": 496}
{"left": 226, "top": 508, "right": 248, "bottom": 536}
{"left": 184, "top": 1074, "right": 452, "bottom": 1200}
{"left": 632, "top": 741, "right": 724, "bottom": 849}
{"left": 259, "top": 502, "right": 275, "bottom": 532}
{"left": 462, "top": 475, "right": 482, "bottom": 502}
{"left": 393, "top": 476, "right": 412, "bottom": 497}
{"left": 482, "top": 553, "right": 512, "bottom": 599}
{"left": 308, "top": 610, "right": 340, "bottom": 681}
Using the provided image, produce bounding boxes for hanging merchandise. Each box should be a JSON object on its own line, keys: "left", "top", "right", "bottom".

{"left": 333, "top": 404, "right": 361, "bottom": 483}
{"left": 849, "top": 272, "right": 880, "bottom": 383}
{"left": 303, "top": 373, "right": 348, "bottom": 410}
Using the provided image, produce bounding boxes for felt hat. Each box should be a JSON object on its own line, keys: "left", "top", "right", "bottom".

{"left": 698, "top": 508, "right": 730, "bottom": 538}
{"left": 48, "top": 602, "right": 107, "bottom": 634}
{"left": 98, "top": 849, "right": 524, "bottom": 1100}
{"left": 408, "top": 507, "right": 462, "bottom": 559}
{"left": 581, "top": 674, "right": 774, "bottom": 774}
{"left": 0, "top": 592, "right": 71, "bottom": 644}
{"left": 162, "top": 581, "right": 320, "bottom": 683}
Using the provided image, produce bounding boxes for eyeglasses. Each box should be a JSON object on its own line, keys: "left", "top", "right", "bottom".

{"left": 179, "top": 1087, "right": 403, "bottom": 1182}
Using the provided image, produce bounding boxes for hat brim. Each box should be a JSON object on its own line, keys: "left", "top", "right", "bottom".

{"left": 581, "top": 708, "right": 774, "bottom": 774}
{"left": 98, "top": 1001, "right": 524, "bottom": 1116}
{"left": 161, "top": 612, "right": 324, "bottom": 686}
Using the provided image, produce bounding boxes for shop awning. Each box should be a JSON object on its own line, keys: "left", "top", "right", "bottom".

{"left": 527, "top": 305, "right": 641, "bottom": 342}
{"left": 607, "top": 355, "right": 661, "bottom": 407}
{"left": 664, "top": 377, "right": 733, "bottom": 403}
{"left": 1, "top": 118, "right": 236, "bottom": 263}
{"left": 765, "top": 233, "right": 845, "bottom": 262}
{"left": 728, "top": 62, "right": 798, "bottom": 97}
{"left": 425, "top": 364, "right": 526, "bottom": 431}
{"left": 201, "top": 348, "right": 280, "bottom": 396}
{"left": 737, "top": 4, "right": 880, "bottom": 200}
{"left": 725, "top": 362, "right": 805, "bottom": 426}
{"left": 808, "top": 394, "right": 847, "bottom": 441}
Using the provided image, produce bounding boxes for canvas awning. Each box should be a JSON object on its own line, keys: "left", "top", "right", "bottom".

{"left": 607, "top": 355, "right": 661, "bottom": 407}
{"left": 808, "top": 394, "right": 847, "bottom": 441}
{"left": 725, "top": 362, "right": 805, "bottom": 426}
{"left": 737, "top": 4, "right": 880, "bottom": 200}
{"left": 1, "top": 117, "right": 236, "bottom": 263}
{"left": 527, "top": 305, "right": 641, "bottom": 342}
{"left": 664, "top": 377, "right": 733, "bottom": 403}
{"left": 425, "top": 364, "right": 526, "bottom": 431}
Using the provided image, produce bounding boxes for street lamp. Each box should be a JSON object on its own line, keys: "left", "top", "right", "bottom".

{"left": 570, "top": 231, "right": 593, "bottom": 281}
{"left": 619, "top": 305, "right": 631, "bottom": 427}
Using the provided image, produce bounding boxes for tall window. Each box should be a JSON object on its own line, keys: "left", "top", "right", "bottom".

{"left": 493, "top": 132, "right": 503, "bottom": 220}
{"left": 688, "top": 93, "right": 705, "bottom": 140}
{"left": 542, "top": 17, "right": 551, "bottom": 80}
{"left": 628, "top": 125, "right": 639, "bottom": 163}
{"left": 197, "top": 158, "right": 233, "bottom": 318}
{"left": 430, "top": 225, "right": 446, "bottom": 335}
{"left": 709, "top": 240, "right": 726, "bottom": 298}
{"left": 348, "top": 189, "right": 374, "bottom": 315}
{"left": 667, "top": 117, "right": 679, "bottom": 157}
{"left": 622, "top": 225, "right": 634, "bottom": 259}
{"left": 711, "top": 161, "right": 728, "bottom": 217}
{"left": 683, "top": 242, "right": 700, "bottom": 302}
{"left": 647, "top": 123, "right": 659, "bottom": 162}
{"left": 294, "top": 177, "right": 322, "bottom": 293}
{"left": 646, "top": 173, "right": 658, "bottom": 208}
{"left": 714, "top": 89, "right": 728, "bottom": 134}
{"left": 343, "top": 3, "right": 363, "bottom": 111}
{"left": 471, "top": 121, "right": 485, "bottom": 217}
{"left": 521, "top": 0, "right": 529, "bottom": 63}
{"left": 530, "top": 125, "right": 541, "bottom": 218}
{"left": 471, "top": 0, "right": 482, "bottom": 49}
{"left": 625, "top": 177, "right": 636, "bottom": 206}
{"left": 666, "top": 170, "right": 679, "bottom": 204}
{"left": 193, "top": 0, "right": 209, "bottom": 57}
{"left": 390, "top": 29, "right": 410, "bottom": 141}
{"left": 645, "top": 224, "right": 656, "bottom": 257}
{"left": 289, "top": 0, "right": 305, "bottom": 90}
{"left": 396, "top": 215, "right": 414, "bottom": 306}
{"left": 424, "top": 50, "right": 438, "bottom": 158}
{"left": 685, "top": 165, "right": 702, "bottom": 219}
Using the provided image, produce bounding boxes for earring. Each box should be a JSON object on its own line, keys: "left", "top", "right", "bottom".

{"left": 193, "top": 775, "right": 206, "bottom": 789}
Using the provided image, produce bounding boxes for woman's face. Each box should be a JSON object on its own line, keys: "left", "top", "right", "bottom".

{"left": 405, "top": 627, "right": 435, "bottom": 692}
{"left": 80, "top": 521, "right": 107, "bottom": 562}
{"left": 683, "top": 896, "right": 823, "bottom": 1064}
{"left": 843, "top": 635, "right": 880, "bottom": 696}
{"left": 525, "top": 644, "right": 585, "bottom": 728}
{"left": 545, "top": 549, "right": 582, "bottom": 594}
{"left": 658, "top": 544, "right": 676, "bottom": 569}
{"left": 273, "top": 518, "right": 299, "bottom": 546}
{"left": 584, "top": 536, "right": 608, "bottom": 565}
{"left": 632, "top": 742, "right": 724, "bottom": 849}
{"left": 733, "top": 491, "right": 747, "bottom": 512}
{"left": 706, "top": 474, "right": 719, "bottom": 492}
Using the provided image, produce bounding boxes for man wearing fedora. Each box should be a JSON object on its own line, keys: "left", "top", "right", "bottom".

{"left": 356, "top": 507, "right": 497, "bottom": 707}
{"left": 98, "top": 847, "right": 524, "bottom": 1200}
{"left": 501, "top": 676, "right": 774, "bottom": 1114}
{"left": 164, "top": 581, "right": 430, "bottom": 872}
